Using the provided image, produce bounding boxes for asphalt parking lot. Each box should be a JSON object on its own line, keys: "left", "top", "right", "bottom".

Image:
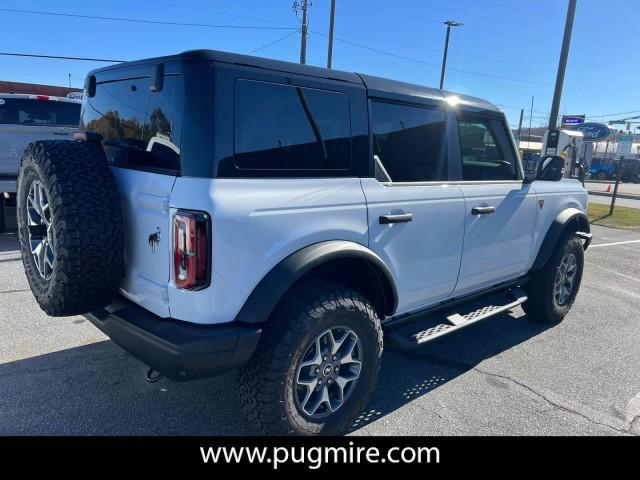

{"left": 1, "top": 222, "right": 639, "bottom": 436}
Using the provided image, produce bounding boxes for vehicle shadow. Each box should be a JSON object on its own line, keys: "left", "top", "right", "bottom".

{"left": 349, "top": 310, "right": 553, "bottom": 433}
{"left": 0, "top": 309, "right": 552, "bottom": 435}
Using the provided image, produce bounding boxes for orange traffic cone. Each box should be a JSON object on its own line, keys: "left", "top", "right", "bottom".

{"left": 606, "top": 184, "right": 611, "bottom": 193}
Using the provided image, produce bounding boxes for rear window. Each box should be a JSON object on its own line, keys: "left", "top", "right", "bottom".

{"left": 82, "top": 73, "right": 183, "bottom": 173}
{"left": 234, "top": 80, "right": 351, "bottom": 171}
{"left": 0, "top": 98, "right": 80, "bottom": 126}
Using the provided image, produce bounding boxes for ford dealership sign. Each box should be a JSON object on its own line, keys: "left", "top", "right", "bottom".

{"left": 570, "top": 122, "right": 610, "bottom": 142}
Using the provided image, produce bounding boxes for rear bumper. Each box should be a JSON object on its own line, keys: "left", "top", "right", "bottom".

{"left": 85, "top": 296, "right": 262, "bottom": 381}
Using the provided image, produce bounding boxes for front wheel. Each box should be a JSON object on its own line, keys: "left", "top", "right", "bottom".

{"left": 523, "top": 233, "right": 584, "bottom": 324}
{"left": 239, "top": 280, "right": 383, "bottom": 435}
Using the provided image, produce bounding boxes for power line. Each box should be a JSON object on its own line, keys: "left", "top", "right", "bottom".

{"left": 587, "top": 109, "right": 640, "bottom": 119}
{"left": 142, "top": 0, "right": 297, "bottom": 28}
{"left": 408, "top": 0, "right": 561, "bottom": 35}
{"left": 0, "top": 52, "right": 124, "bottom": 63}
{"left": 475, "top": 0, "right": 556, "bottom": 20}
{"left": 247, "top": 31, "right": 297, "bottom": 55}
{"left": 310, "top": 28, "right": 509, "bottom": 64}
{"left": 340, "top": 0, "right": 559, "bottom": 47}
{"left": 0, "top": 7, "right": 298, "bottom": 30}
{"left": 312, "top": 32, "right": 550, "bottom": 86}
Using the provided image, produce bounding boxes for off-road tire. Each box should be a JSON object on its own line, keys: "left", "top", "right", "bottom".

{"left": 239, "top": 280, "right": 383, "bottom": 435}
{"left": 523, "top": 233, "right": 584, "bottom": 324}
{"left": 17, "top": 140, "right": 124, "bottom": 316}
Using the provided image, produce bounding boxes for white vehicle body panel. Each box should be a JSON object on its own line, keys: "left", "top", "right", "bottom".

{"left": 360, "top": 178, "right": 466, "bottom": 314}
{"left": 111, "top": 167, "right": 176, "bottom": 318}
{"left": 529, "top": 178, "right": 588, "bottom": 266}
{"left": 454, "top": 181, "right": 538, "bottom": 294}
{"left": 167, "top": 177, "right": 369, "bottom": 324}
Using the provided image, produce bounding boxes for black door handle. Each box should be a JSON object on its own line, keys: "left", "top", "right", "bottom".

{"left": 379, "top": 213, "right": 413, "bottom": 224}
{"left": 471, "top": 206, "right": 496, "bottom": 215}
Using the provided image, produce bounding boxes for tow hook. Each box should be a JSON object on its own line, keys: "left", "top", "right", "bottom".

{"left": 146, "top": 368, "right": 163, "bottom": 383}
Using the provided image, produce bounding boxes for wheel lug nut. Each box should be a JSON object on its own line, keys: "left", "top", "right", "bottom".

{"left": 315, "top": 367, "right": 319, "bottom": 374}
{"left": 323, "top": 356, "right": 327, "bottom": 361}
{"left": 332, "top": 355, "right": 337, "bottom": 361}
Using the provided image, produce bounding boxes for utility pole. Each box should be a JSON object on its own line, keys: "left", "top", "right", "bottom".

{"left": 516, "top": 108, "right": 524, "bottom": 141}
{"left": 548, "top": 0, "right": 577, "bottom": 130}
{"left": 327, "top": 0, "right": 336, "bottom": 68}
{"left": 294, "top": 0, "right": 310, "bottom": 65}
{"left": 68, "top": 73, "right": 72, "bottom": 88}
{"left": 528, "top": 96, "right": 534, "bottom": 141}
{"left": 439, "top": 20, "right": 463, "bottom": 90}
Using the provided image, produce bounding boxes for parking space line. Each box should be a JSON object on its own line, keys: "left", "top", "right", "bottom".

{"left": 589, "top": 240, "right": 640, "bottom": 248}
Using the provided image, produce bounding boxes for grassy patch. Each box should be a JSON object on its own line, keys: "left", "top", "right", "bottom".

{"left": 588, "top": 203, "right": 640, "bottom": 232}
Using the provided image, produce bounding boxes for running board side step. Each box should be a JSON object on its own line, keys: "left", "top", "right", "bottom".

{"left": 387, "top": 288, "right": 528, "bottom": 350}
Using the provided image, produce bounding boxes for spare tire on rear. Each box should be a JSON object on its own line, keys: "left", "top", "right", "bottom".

{"left": 17, "top": 140, "right": 124, "bottom": 316}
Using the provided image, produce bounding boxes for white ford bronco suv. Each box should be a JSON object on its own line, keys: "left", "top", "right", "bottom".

{"left": 16, "top": 50, "right": 592, "bottom": 435}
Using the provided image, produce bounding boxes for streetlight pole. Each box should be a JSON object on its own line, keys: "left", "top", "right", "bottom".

{"left": 327, "top": 0, "right": 336, "bottom": 69}
{"left": 439, "top": 20, "right": 463, "bottom": 90}
{"left": 548, "top": 0, "right": 577, "bottom": 130}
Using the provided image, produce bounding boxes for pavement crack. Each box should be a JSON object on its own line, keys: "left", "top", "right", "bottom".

{"left": 474, "top": 367, "right": 632, "bottom": 435}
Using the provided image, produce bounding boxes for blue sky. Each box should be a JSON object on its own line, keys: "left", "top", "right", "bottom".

{"left": 1, "top": 0, "right": 639, "bottom": 128}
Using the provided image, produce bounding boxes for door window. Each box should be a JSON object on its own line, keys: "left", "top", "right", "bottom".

{"left": 371, "top": 101, "right": 448, "bottom": 182}
{"left": 458, "top": 118, "right": 518, "bottom": 181}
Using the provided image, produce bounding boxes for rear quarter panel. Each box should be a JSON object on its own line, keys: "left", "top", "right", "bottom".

{"left": 168, "top": 177, "right": 369, "bottom": 324}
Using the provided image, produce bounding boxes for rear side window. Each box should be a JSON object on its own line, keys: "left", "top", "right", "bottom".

{"left": 371, "top": 101, "right": 448, "bottom": 182}
{"left": 234, "top": 80, "right": 351, "bottom": 171}
{"left": 458, "top": 118, "right": 518, "bottom": 181}
{"left": 82, "top": 73, "right": 183, "bottom": 173}
{"left": 0, "top": 98, "right": 80, "bottom": 126}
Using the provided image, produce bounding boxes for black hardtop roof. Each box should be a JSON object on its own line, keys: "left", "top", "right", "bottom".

{"left": 89, "top": 49, "right": 501, "bottom": 114}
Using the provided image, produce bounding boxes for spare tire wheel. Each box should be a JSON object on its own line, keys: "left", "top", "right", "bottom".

{"left": 17, "top": 140, "right": 124, "bottom": 316}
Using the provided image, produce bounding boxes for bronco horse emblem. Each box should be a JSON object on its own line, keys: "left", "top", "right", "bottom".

{"left": 148, "top": 227, "right": 161, "bottom": 252}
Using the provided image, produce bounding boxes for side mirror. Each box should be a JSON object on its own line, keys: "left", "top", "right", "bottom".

{"left": 522, "top": 157, "right": 539, "bottom": 184}
{"left": 539, "top": 155, "right": 565, "bottom": 181}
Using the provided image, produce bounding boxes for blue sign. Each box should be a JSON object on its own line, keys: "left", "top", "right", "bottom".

{"left": 562, "top": 115, "right": 585, "bottom": 126}
{"left": 570, "top": 122, "right": 610, "bottom": 142}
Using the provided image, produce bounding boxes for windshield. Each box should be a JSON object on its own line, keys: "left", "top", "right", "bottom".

{"left": 0, "top": 98, "right": 80, "bottom": 126}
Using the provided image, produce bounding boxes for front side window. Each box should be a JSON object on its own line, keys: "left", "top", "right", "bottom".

{"left": 458, "top": 118, "right": 517, "bottom": 181}
{"left": 234, "top": 80, "right": 351, "bottom": 171}
{"left": 371, "top": 101, "right": 448, "bottom": 183}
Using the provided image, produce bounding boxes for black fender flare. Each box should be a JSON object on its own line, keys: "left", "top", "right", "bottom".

{"left": 234, "top": 241, "right": 398, "bottom": 324}
{"left": 530, "top": 208, "right": 590, "bottom": 272}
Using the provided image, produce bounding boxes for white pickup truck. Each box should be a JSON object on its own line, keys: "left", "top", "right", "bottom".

{"left": 0, "top": 93, "right": 80, "bottom": 230}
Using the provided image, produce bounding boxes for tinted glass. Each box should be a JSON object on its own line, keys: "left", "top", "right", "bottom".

{"left": 0, "top": 98, "right": 80, "bottom": 126}
{"left": 458, "top": 119, "right": 517, "bottom": 180}
{"left": 82, "top": 74, "right": 183, "bottom": 172}
{"left": 234, "top": 80, "right": 351, "bottom": 170}
{"left": 371, "top": 101, "right": 448, "bottom": 182}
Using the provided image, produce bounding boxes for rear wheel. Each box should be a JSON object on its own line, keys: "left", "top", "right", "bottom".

{"left": 523, "top": 233, "right": 584, "bottom": 324}
{"left": 596, "top": 171, "right": 608, "bottom": 180}
{"left": 239, "top": 280, "right": 383, "bottom": 435}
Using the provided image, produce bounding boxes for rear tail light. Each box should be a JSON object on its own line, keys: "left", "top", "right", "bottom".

{"left": 173, "top": 210, "right": 210, "bottom": 290}
{"left": 35, "top": 95, "right": 50, "bottom": 101}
